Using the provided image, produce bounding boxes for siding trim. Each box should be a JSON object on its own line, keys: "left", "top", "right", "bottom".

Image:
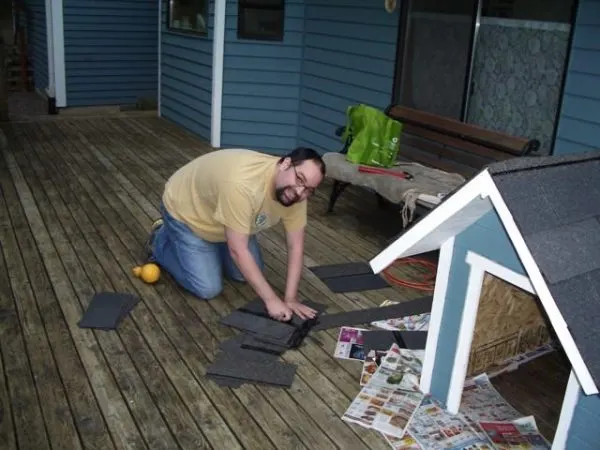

{"left": 211, "top": 0, "right": 226, "bottom": 147}
{"left": 419, "top": 236, "right": 454, "bottom": 395}
{"left": 158, "top": 0, "right": 162, "bottom": 116}
{"left": 50, "top": 0, "right": 66, "bottom": 106}
{"left": 552, "top": 371, "right": 580, "bottom": 450}
{"left": 45, "top": 0, "right": 54, "bottom": 95}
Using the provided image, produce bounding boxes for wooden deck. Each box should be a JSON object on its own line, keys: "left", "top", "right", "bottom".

{"left": 0, "top": 114, "right": 568, "bottom": 449}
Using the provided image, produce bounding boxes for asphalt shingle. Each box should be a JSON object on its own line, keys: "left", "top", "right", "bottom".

{"left": 489, "top": 150, "right": 600, "bottom": 390}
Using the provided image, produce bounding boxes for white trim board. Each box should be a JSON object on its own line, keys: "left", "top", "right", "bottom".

{"left": 44, "top": 0, "right": 55, "bottom": 98}
{"left": 419, "top": 236, "right": 454, "bottom": 394}
{"left": 465, "top": 252, "right": 534, "bottom": 295}
{"left": 49, "top": 0, "right": 66, "bottom": 107}
{"left": 157, "top": 0, "right": 162, "bottom": 116}
{"left": 210, "top": 0, "right": 226, "bottom": 148}
{"left": 551, "top": 370, "right": 579, "bottom": 450}
{"left": 445, "top": 252, "right": 485, "bottom": 413}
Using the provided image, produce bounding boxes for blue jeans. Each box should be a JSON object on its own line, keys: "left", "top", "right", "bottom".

{"left": 150, "top": 203, "right": 264, "bottom": 299}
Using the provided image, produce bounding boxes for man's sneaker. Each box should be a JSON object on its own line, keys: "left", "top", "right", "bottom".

{"left": 143, "top": 218, "right": 164, "bottom": 262}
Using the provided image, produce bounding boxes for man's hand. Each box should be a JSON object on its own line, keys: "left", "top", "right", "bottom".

{"left": 285, "top": 298, "right": 317, "bottom": 320}
{"left": 266, "top": 298, "right": 293, "bottom": 322}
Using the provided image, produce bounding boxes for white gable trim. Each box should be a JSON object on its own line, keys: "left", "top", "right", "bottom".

{"left": 420, "top": 237, "right": 455, "bottom": 394}
{"left": 465, "top": 252, "right": 534, "bottom": 295}
{"left": 552, "top": 370, "right": 580, "bottom": 450}
{"left": 370, "top": 171, "right": 493, "bottom": 273}
{"left": 483, "top": 172, "right": 598, "bottom": 395}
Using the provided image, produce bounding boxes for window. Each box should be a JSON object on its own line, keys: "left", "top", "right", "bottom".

{"left": 238, "top": 0, "right": 285, "bottom": 41}
{"left": 168, "top": 0, "right": 208, "bottom": 35}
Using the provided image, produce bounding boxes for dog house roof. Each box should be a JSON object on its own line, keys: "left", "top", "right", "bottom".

{"left": 487, "top": 151, "right": 600, "bottom": 394}
{"left": 370, "top": 149, "right": 600, "bottom": 395}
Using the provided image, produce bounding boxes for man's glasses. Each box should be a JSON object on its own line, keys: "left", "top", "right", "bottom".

{"left": 292, "top": 164, "right": 316, "bottom": 196}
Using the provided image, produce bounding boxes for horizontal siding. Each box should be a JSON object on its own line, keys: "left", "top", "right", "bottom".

{"left": 160, "top": 0, "right": 213, "bottom": 142}
{"left": 63, "top": 0, "right": 158, "bottom": 107}
{"left": 430, "top": 211, "right": 525, "bottom": 405}
{"left": 220, "top": 0, "right": 304, "bottom": 155}
{"left": 297, "top": 0, "right": 398, "bottom": 154}
{"left": 553, "top": 0, "right": 600, "bottom": 154}
{"left": 25, "top": 0, "right": 48, "bottom": 91}
{"left": 566, "top": 389, "right": 600, "bottom": 449}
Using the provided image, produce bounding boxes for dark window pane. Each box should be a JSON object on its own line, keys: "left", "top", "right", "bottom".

{"left": 240, "top": 8, "right": 283, "bottom": 39}
{"left": 481, "top": 0, "right": 573, "bottom": 23}
{"left": 169, "top": 0, "right": 208, "bottom": 34}
{"left": 241, "top": 0, "right": 283, "bottom": 5}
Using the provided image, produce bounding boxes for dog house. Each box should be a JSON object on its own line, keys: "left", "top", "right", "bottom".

{"left": 369, "top": 150, "right": 600, "bottom": 449}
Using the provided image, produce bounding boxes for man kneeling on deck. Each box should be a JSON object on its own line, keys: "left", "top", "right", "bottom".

{"left": 145, "top": 147, "right": 326, "bottom": 322}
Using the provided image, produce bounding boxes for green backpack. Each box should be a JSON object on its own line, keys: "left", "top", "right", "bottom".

{"left": 341, "top": 104, "right": 403, "bottom": 168}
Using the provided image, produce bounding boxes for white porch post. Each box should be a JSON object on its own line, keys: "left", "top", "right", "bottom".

{"left": 211, "top": 0, "right": 226, "bottom": 148}
{"left": 48, "top": 0, "right": 66, "bottom": 107}
{"left": 157, "top": 0, "right": 162, "bottom": 116}
{"left": 44, "top": 0, "right": 55, "bottom": 98}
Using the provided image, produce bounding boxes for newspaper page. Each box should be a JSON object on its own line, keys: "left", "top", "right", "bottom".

{"left": 360, "top": 349, "right": 389, "bottom": 386}
{"left": 383, "top": 432, "right": 423, "bottom": 450}
{"left": 478, "top": 416, "right": 551, "bottom": 449}
{"left": 371, "top": 300, "right": 431, "bottom": 331}
{"left": 342, "top": 344, "right": 425, "bottom": 438}
{"left": 407, "top": 396, "right": 494, "bottom": 450}
{"left": 333, "top": 326, "right": 367, "bottom": 361}
{"left": 459, "top": 374, "right": 522, "bottom": 438}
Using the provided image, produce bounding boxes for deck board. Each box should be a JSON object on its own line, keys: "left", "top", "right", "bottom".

{"left": 0, "top": 114, "right": 568, "bottom": 449}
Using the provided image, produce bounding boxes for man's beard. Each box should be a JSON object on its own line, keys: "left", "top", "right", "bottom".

{"left": 275, "top": 186, "right": 300, "bottom": 206}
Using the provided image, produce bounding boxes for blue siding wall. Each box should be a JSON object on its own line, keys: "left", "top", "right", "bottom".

{"left": 296, "top": 0, "right": 398, "bottom": 154}
{"left": 25, "top": 0, "right": 48, "bottom": 91}
{"left": 220, "top": 0, "right": 304, "bottom": 154}
{"left": 429, "top": 210, "right": 526, "bottom": 405}
{"left": 63, "top": 0, "right": 158, "bottom": 107}
{"left": 160, "top": 0, "right": 214, "bottom": 141}
{"left": 566, "top": 390, "right": 600, "bottom": 449}
{"left": 553, "top": 0, "right": 600, "bottom": 155}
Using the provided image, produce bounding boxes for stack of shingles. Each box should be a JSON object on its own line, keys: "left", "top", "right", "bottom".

{"left": 206, "top": 299, "right": 327, "bottom": 388}
{"left": 206, "top": 295, "right": 435, "bottom": 388}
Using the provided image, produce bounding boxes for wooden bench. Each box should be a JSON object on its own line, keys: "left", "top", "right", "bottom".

{"left": 325, "top": 104, "right": 540, "bottom": 215}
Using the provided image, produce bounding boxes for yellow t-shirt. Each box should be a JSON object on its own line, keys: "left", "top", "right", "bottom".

{"left": 162, "top": 148, "right": 307, "bottom": 242}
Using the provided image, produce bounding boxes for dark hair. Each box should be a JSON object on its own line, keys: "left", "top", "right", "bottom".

{"left": 280, "top": 146, "right": 326, "bottom": 176}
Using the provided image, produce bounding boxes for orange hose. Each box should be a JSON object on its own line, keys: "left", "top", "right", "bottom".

{"left": 382, "top": 257, "right": 437, "bottom": 292}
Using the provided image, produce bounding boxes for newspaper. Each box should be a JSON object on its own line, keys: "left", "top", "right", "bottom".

{"left": 380, "top": 372, "right": 526, "bottom": 450}
{"left": 334, "top": 326, "right": 367, "bottom": 361}
{"left": 478, "top": 416, "right": 551, "bottom": 449}
{"left": 473, "top": 343, "right": 556, "bottom": 380}
{"left": 405, "top": 396, "right": 493, "bottom": 449}
{"left": 371, "top": 300, "right": 431, "bottom": 331}
{"left": 459, "top": 374, "right": 523, "bottom": 439}
{"left": 360, "top": 349, "right": 389, "bottom": 386}
{"left": 342, "top": 344, "right": 425, "bottom": 438}
{"left": 383, "top": 433, "right": 422, "bottom": 450}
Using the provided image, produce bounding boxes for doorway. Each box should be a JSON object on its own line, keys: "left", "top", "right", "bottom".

{"left": 393, "top": 0, "right": 578, "bottom": 155}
